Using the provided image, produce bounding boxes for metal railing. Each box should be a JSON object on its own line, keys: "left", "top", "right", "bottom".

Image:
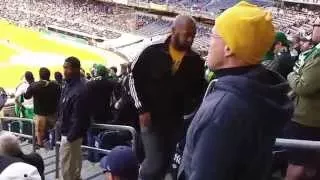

{"left": 54, "top": 123, "right": 137, "bottom": 179}
{"left": 3, "top": 116, "right": 320, "bottom": 178}
{"left": 275, "top": 138, "right": 320, "bottom": 150}
{"left": 0, "top": 117, "right": 36, "bottom": 152}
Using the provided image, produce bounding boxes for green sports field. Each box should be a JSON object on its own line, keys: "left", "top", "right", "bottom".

{"left": 0, "top": 20, "right": 121, "bottom": 89}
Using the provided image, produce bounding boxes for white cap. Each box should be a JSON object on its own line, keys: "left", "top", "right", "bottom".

{"left": 0, "top": 162, "right": 41, "bottom": 180}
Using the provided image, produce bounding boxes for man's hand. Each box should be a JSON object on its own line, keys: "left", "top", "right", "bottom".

{"left": 139, "top": 112, "right": 151, "bottom": 128}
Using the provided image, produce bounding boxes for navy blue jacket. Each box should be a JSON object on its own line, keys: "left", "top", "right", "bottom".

{"left": 179, "top": 65, "right": 293, "bottom": 180}
{"left": 58, "top": 78, "right": 90, "bottom": 142}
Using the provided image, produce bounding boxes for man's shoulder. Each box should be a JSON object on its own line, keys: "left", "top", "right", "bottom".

{"left": 143, "top": 43, "right": 163, "bottom": 54}
{"left": 87, "top": 78, "right": 113, "bottom": 89}
{"left": 207, "top": 89, "right": 245, "bottom": 109}
{"left": 76, "top": 81, "right": 88, "bottom": 91}
{"left": 190, "top": 91, "right": 247, "bottom": 140}
{"left": 30, "top": 81, "right": 44, "bottom": 89}
{"left": 67, "top": 81, "right": 87, "bottom": 96}
{"left": 197, "top": 90, "right": 244, "bottom": 122}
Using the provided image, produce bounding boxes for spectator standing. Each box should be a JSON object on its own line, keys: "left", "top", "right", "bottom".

{"left": 130, "top": 15, "right": 205, "bottom": 179}
{"left": 58, "top": 57, "right": 90, "bottom": 180}
{"left": 24, "top": 67, "right": 61, "bottom": 147}
{"left": 273, "top": 32, "right": 294, "bottom": 78}
{"left": 15, "top": 71, "right": 34, "bottom": 119}
{"left": 263, "top": 32, "right": 293, "bottom": 77}
{"left": 100, "top": 146, "right": 139, "bottom": 180}
{"left": 0, "top": 87, "right": 7, "bottom": 111}
{"left": 285, "top": 19, "right": 320, "bottom": 180}
{"left": 80, "top": 68, "right": 88, "bottom": 83}
{"left": 179, "top": 2, "right": 293, "bottom": 180}
{"left": 87, "top": 64, "right": 115, "bottom": 124}
{"left": 291, "top": 35, "right": 301, "bottom": 60}
{"left": 86, "top": 64, "right": 115, "bottom": 161}
{"left": 114, "top": 64, "right": 138, "bottom": 129}
{"left": 110, "top": 66, "right": 118, "bottom": 76}
{"left": 300, "top": 38, "right": 315, "bottom": 53}
{"left": 54, "top": 71, "right": 64, "bottom": 86}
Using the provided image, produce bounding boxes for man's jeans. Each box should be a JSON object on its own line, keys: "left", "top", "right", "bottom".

{"left": 140, "top": 127, "right": 177, "bottom": 180}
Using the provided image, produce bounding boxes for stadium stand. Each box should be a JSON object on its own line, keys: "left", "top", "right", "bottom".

{"left": 2, "top": 0, "right": 320, "bottom": 179}
{"left": 3, "top": 0, "right": 317, "bottom": 58}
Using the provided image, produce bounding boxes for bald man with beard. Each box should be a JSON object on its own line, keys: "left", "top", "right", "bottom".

{"left": 129, "top": 15, "right": 206, "bottom": 179}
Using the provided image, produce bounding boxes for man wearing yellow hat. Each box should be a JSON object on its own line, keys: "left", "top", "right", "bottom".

{"left": 178, "top": 2, "right": 293, "bottom": 180}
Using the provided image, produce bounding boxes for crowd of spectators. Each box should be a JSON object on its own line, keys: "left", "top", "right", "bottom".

{"left": 0, "top": 0, "right": 128, "bottom": 38}
{"left": 270, "top": 6, "right": 320, "bottom": 38}
{"left": 3, "top": 0, "right": 319, "bottom": 59}
{"left": 0, "top": 0, "right": 231, "bottom": 57}
{"left": 2, "top": 1, "right": 320, "bottom": 180}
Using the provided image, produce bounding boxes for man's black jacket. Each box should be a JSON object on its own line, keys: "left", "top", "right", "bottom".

{"left": 57, "top": 78, "right": 90, "bottom": 142}
{"left": 87, "top": 77, "right": 115, "bottom": 123}
{"left": 25, "top": 80, "right": 61, "bottom": 115}
{"left": 130, "top": 38, "right": 206, "bottom": 130}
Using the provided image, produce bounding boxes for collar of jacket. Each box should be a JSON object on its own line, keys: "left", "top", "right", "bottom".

{"left": 65, "top": 77, "right": 81, "bottom": 87}
{"left": 214, "top": 65, "right": 261, "bottom": 78}
{"left": 160, "top": 36, "right": 198, "bottom": 57}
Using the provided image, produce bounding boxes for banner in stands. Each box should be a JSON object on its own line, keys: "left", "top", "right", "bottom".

{"left": 113, "top": 0, "right": 128, "bottom": 5}
{"left": 149, "top": 3, "right": 169, "bottom": 11}
{"left": 283, "top": 0, "right": 320, "bottom": 5}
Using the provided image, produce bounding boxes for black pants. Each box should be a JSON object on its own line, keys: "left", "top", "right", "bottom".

{"left": 139, "top": 126, "right": 178, "bottom": 180}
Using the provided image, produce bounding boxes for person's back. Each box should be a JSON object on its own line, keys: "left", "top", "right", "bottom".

{"left": 275, "top": 47, "right": 295, "bottom": 78}
{"left": 25, "top": 80, "right": 60, "bottom": 116}
{"left": 87, "top": 77, "right": 115, "bottom": 123}
{"left": 25, "top": 67, "right": 61, "bottom": 147}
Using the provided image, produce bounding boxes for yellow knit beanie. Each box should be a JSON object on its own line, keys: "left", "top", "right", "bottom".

{"left": 215, "top": 1, "right": 275, "bottom": 64}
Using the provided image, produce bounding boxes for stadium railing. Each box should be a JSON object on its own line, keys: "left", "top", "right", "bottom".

{"left": 275, "top": 138, "right": 320, "bottom": 150}
{"left": 0, "top": 117, "right": 36, "bottom": 152}
{"left": 3, "top": 116, "right": 320, "bottom": 177}
{"left": 54, "top": 123, "right": 137, "bottom": 179}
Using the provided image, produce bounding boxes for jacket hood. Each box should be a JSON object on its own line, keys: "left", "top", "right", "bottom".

{"left": 37, "top": 80, "right": 50, "bottom": 88}
{"left": 208, "top": 65, "right": 293, "bottom": 126}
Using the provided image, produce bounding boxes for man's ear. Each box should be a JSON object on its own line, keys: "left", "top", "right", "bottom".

{"left": 224, "top": 45, "right": 233, "bottom": 57}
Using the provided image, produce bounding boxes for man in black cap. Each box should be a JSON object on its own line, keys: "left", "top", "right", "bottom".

{"left": 100, "top": 146, "right": 139, "bottom": 180}
{"left": 57, "top": 56, "right": 90, "bottom": 180}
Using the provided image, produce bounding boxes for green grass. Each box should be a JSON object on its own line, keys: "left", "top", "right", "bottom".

{"left": 0, "top": 20, "right": 108, "bottom": 88}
